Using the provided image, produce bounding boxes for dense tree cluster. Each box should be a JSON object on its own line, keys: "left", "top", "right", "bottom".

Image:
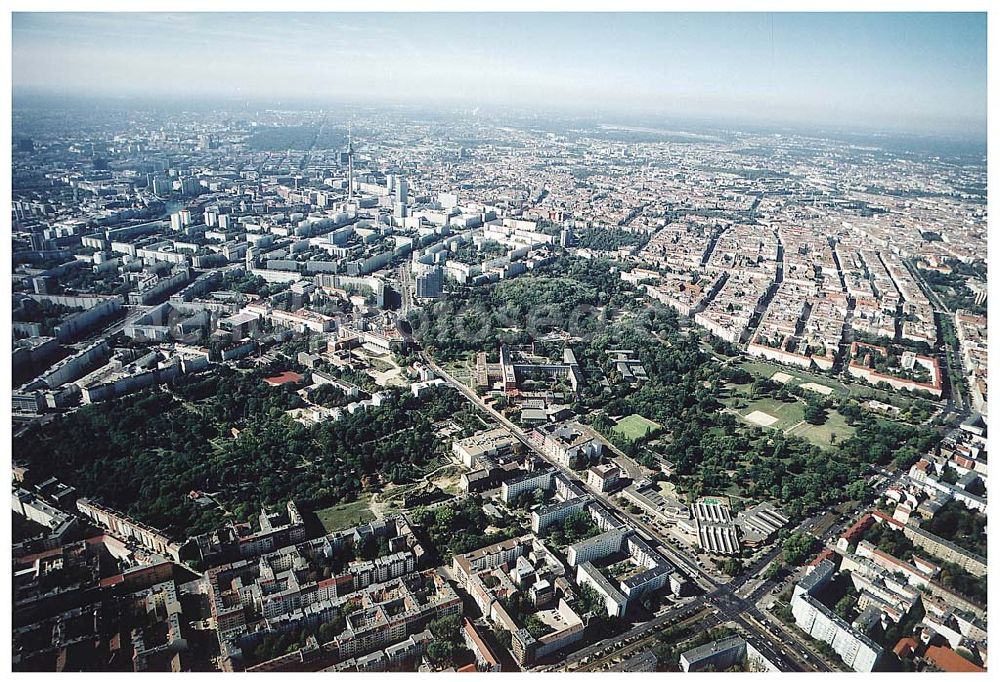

{"left": 573, "top": 227, "right": 651, "bottom": 252}
{"left": 862, "top": 521, "right": 915, "bottom": 560}
{"left": 409, "top": 257, "right": 946, "bottom": 524}
{"left": 651, "top": 625, "right": 737, "bottom": 671}
{"left": 425, "top": 614, "right": 468, "bottom": 667}
{"left": 922, "top": 500, "right": 987, "bottom": 557}
{"left": 542, "top": 510, "right": 600, "bottom": 547}
{"left": 498, "top": 591, "right": 552, "bottom": 639}
{"left": 308, "top": 382, "right": 356, "bottom": 408}
{"left": 13, "top": 299, "right": 82, "bottom": 325}
{"left": 803, "top": 398, "right": 829, "bottom": 425}
{"left": 18, "top": 246, "right": 949, "bottom": 560}
{"left": 853, "top": 330, "right": 934, "bottom": 358}
{"left": 221, "top": 270, "right": 290, "bottom": 298}
{"left": 920, "top": 260, "right": 987, "bottom": 315}
{"left": 572, "top": 583, "right": 624, "bottom": 639}
{"left": 245, "top": 125, "right": 345, "bottom": 152}
{"left": 407, "top": 256, "right": 638, "bottom": 361}
{"left": 782, "top": 532, "right": 818, "bottom": 565}
{"left": 860, "top": 522, "right": 985, "bottom": 603}
{"left": 57, "top": 266, "right": 133, "bottom": 297}
{"left": 14, "top": 364, "right": 469, "bottom": 539}
{"left": 834, "top": 585, "right": 862, "bottom": 621}
{"left": 852, "top": 343, "right": 933, "bottom": 383}
{"left": 410, "top": 496, "right": 520, "bottom": 563}
{"left": 448, "top": 239, "right": 508, "bottom": 265}
{"left": 574, "top": 583, "right": 608, "bottom": 619}
{"left": 937, "top": 561, "right": 987, "bottom": 604}
{"left": 244, "top": 604, "right": 352, "bottom": 665}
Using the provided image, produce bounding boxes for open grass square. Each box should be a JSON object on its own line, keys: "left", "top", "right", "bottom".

{"left": 738, "top": 397, "right": 805, "bottom": 430}
{"left": 613, "top": 414, "right": 662, "bottom": 442}
{"left": 315, "top": 498, "right": 375, "bottom": 533}
{"left": 785, "top": 410, "right": 857, "bottom": 450}
{"left": 738, "top": 360, "right": 848, "bottom": 396}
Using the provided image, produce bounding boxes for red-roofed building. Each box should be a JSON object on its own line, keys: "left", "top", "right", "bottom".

{"left": 857, "top": 542, "right": 931, "bottom": 588}
{"left": 264, "top": 371, "right": 304, "bottom": 386}
{"left": 462, "top": 617, "right": 502, "bottom": 672}
{"left": 954, "top": 454, "right": 977, "bottom": 470}
{"left": 457, "top": 663, "right": 479, "bottom": 672}
{"left": 924, "top": 645, "right": 985, "bottom": 673}
{"left": 837, "top": 513, "right": 875, "bottom": 551}
{"left": 912, "top": 555, "right": 940, "bottom": 577}
{"left": 872, "top": 509, "right": 905, "bottom": 529}
{"left": 810, "top": 548, "right": 837, "bottom": 567}
{"left": 909, "top": 459, "right": 932, "bottom": 481}
{"left": 13, "top": 545, "right": 64, "bottom": 568}
{"left": 100, "top": 573, "right": 125, "bottom": 588}
{"left": 847, "top": 342, "right": 943, "bottom": 397}
{"left": 315, "top": 573, "right": 353, "bottom": 601}
{"left": 894, "top": 637, "right": 918, "bottom": 659}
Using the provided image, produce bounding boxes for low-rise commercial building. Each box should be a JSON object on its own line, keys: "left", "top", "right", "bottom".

{"left": 452, "top": 427, "right": 516, "bottom": 469}
{"left": 692, "top": 497, "right": 740, "bottom": 555}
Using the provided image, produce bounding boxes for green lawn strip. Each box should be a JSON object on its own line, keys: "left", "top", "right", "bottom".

{"left": 738, "top": 397, "right": 805, "bottom": 430}
{"left": 315, "top": 497, "right": 375, "bottom": 533}
{"left": 613, "top": 414, "right": 662, "bottom": 441}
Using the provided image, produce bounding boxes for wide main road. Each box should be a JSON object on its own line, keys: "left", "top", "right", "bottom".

{"left": 419, "top": 352, "right": 717, "bottom": 590}
{"left": 420, "top": 351, "right": 830, "bottom": 672}
{"left": 545, "top": 598, "right": 711, "bottom": 671}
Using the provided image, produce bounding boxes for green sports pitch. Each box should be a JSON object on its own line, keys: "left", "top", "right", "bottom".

{"left": 612, "top": 414, "right": 662, "bottom": 442}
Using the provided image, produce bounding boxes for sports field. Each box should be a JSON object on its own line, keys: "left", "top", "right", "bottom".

{"left": 739, "top": 360, "right": 848, "bottom": 396}
{"left": 737, "top": 397, "right": 804, "bottom": 430}
{"left": 745, "top": 410, "right": 778, "bottom": 427}
{"left": 736, "top": 397, "right": 857, "bottom": 450}
{"left": 612, "top": 414, "right": 662, "bottom": 441}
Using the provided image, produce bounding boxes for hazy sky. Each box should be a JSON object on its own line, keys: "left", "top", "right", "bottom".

{"left": 12, "top": 12, "right": 987, "bottom": 136}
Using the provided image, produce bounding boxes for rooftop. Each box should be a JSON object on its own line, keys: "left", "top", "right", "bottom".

{"left": 264, "top": 371, "right": 305, "bottom": 386}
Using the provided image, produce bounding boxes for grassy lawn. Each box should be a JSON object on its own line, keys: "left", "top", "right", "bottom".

{"left": 369, "top": 358, "right": 396, "bottom": 372}
{"left": 428, "top": 464, "right": 464, "bottom": 495}
{"left": 442, "top": 355, "right": 477, "bottom": 389}
{"left": 785, "top": 410, "right": 857, "bottom": 450}
{"left": 726, "top": 392, "right": 857, "bottom": 451}
{"left": 315, "top": 498, "right": 375, "bottom": 533}
{"left": 613, "top": 414, "right": 662, "bottom": 442}
{"left": 379, "top": 482, "right": 419, "bottom": 502}
{"left": 724, "top": 382, "right": 753, "bottom": 396}
{"left": 739, "top": 360, "right": 849, "bottom": 396}
{"left": 723, "top": 482, "right": 745, "bottom": 497}
{"left": 737, "top": 357, "right": 935, "bottom": 411}
{"left": 736, "top": 397, "right": 805, "bottom": 430}
{"left": 657, "top": 480, "right": 678, "bottom": 497}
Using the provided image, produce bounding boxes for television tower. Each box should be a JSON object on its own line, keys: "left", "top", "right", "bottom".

{"left": 347, "top": 122, "right": 355, "bottom": 201}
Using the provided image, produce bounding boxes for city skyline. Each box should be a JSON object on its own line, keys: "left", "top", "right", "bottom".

{"left": 11, "top": 12, "right": 988, "bottom": 137}
{"left": 8, "top": 6, "right": 991, "bottom": 675}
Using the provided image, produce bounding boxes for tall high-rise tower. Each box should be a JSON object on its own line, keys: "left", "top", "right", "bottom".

{"left": 347, "top": 123, "right": 355, "bottom": 201}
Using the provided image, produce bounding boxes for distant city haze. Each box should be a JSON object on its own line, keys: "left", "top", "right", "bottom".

{"left": 12, "top": 12, "right": 987, "bottom": 137}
